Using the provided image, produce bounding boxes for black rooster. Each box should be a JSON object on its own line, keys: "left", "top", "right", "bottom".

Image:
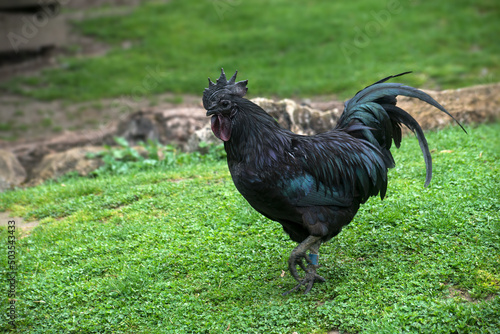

{"left": 203, "top": 69, "right": 465, "bottom": 295}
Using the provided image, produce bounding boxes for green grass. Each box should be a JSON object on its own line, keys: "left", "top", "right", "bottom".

{"left": 2, "top": 0, "right": 499, "bottom": 101}
{"left": 1, "top": 123, "right": 499, "bottom": 333}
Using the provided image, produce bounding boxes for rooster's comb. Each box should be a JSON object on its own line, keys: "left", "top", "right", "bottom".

{"left": 203, "top": 68, "right": 248, "bottom": 109}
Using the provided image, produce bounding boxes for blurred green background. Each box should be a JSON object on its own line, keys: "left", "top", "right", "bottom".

{"left": 2, "top": 0, "right": 499, "bottom": 101}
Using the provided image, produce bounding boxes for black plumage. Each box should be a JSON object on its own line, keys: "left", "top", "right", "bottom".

{"left": 203, "top": 69, "right": 466, "bottom": 294}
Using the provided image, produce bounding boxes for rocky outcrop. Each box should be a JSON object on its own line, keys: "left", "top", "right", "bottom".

{"left": 6, "top": 126, "right": 116, "bottom": 178}
{"left": 158, "top": 108, "right": 207, "bottom": 145}
{"left": 0, "top": 149, "right": 26, "bottom": 191}
{"left": 27, "top": 146, "right": 104, "bottom": 186}
{"left": 187, "top": 83, "right": 500, "bottom": 151}
{"left": 186, "top": 124, "right": 218, "bottom": 153}
{"left": 5, "top": 108, "right": 207, "bottom": 176}
{"left": 251, "top": 98, "right": 342, "bottom": 135}
{"left": 397, "top": 83, "right": 500, "bottom": 130}
{"left": 186, "top": 98, "right": 343, "bottom": 152}
{"left": 116, "top": 108, "right": 206, "bottom": 146}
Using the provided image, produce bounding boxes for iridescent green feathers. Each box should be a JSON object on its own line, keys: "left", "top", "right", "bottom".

{"left": 290, "top": 131, "right": 389, "bottom": 205}
{"left": 338, "top": 72, "right": 466, "bottom": 187}
{"left": 282, "top": 73, "right": 466, "bottom": 207}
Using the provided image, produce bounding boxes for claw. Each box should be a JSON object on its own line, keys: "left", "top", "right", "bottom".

{"left": 282, "top": 264, "right": 325, "bottom": 296}
{"left": 288, "top": 250, "right": 308, "bottom": 282}
{"left": 298, "top": 257, "right": 308, "bottom": 273}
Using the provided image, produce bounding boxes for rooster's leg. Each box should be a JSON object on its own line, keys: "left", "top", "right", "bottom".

{"left": 283, "top": 235, "right": 325, "bottom": 295}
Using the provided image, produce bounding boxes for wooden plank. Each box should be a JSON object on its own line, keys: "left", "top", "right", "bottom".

{"left": 0, "top": 0, "right": 59, "bottom": 9}
{"left": 0, "top": 11, "right": 66, "bottom": 53}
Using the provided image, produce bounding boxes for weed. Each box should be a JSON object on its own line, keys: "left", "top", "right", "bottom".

{"left": 88, "top": 137, "right": 226, "bottom": 176}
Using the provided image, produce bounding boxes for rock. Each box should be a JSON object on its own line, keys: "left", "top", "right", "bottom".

{"left": 6, "top": 126, "right": 117, "bottom": 177}
{"left": 116, "top": 108, "right": 207, "bottom": 147}
{"left": 186, "top": 125, "right": 219, "bottom": 153}
{"left": 188, "top": 83, "right": 500, "bottom": 150}
{"left": 160, "top": 108, "right": 207, "bottom": 146}
{"left": 397, "top": 83, "right": 500, "bottom": 130}
{"left": 186, "top": 98, "right": 342, "bottom": 151}
{"left": 251, "top": 98, "right": 341, "bottom": 135}
{"left": 6, "top": 107, "right": 208, "bottom": 174}
{"left": 116, "top": 110, "right": 162, "bottom": 145}
{"left": 0, "top": 149, "right": 27, "bottom": 192}
{"left": 27, "top": 146, "right": 104, "bottom": 186}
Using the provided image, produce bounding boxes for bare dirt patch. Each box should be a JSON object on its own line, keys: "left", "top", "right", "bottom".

{"left": 0, "top": 211, "right": 40, "bottom": 238}
{"left": 0, "top": 91, "right": 203, "bottom": 144}
{"left": 446, "top": 285, "right": 496, "bottom": 303}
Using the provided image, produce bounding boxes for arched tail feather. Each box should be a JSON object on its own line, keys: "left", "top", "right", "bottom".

{"left": 338, "top": 73, "right": 466, "bottom": 187}
{"left": 382, "top": 104, "right": 432, "bottom": 187}
{"left": 347, "top": 82, "right": 467, "bottom": 134}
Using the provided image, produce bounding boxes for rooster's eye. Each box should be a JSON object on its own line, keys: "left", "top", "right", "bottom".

{"left": 220, "top": 100, "right": 230, "bottom": 108}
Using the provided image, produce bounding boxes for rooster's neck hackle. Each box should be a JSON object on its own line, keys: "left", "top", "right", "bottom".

{"left": 225, "top": 98, "right": 292, "bottom": 168}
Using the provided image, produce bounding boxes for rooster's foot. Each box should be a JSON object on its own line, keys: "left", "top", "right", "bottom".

{"left": 284, "top": 235, "right": 324, "bottom": 294}
{"left": 282, "top": 264, "right": 325, "bottom": 295}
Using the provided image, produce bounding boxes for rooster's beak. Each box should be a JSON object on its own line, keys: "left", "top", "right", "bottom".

{"left": 206, "top": 109, "right": 218, "bottom": 116}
